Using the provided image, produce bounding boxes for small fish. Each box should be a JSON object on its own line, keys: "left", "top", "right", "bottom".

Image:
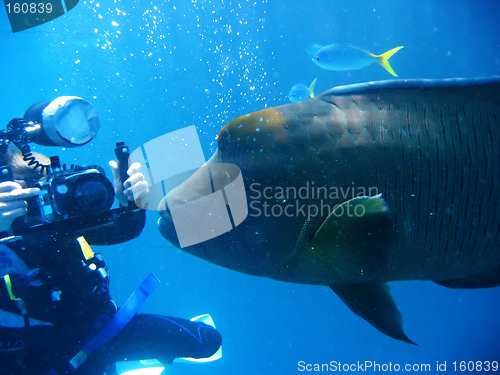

{"left": 288, "top": 78, "right": 318, "bottom": 103}
{"left": 307, "top": 43, "right": 404, "bottom": 77}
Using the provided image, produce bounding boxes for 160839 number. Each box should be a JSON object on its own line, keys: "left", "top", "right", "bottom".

{"left": 5, "top": 0, "right": 75, "bottom": 32}
{"left": 5, "top": 2, "right": 53, "bottom": 14}
{"left": 453, "top": 361, "right": 498, "bottom": 371}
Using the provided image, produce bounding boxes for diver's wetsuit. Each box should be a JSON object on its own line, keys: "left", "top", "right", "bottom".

{"left": 0, "top": 208, "right": 222, "bottom": 375}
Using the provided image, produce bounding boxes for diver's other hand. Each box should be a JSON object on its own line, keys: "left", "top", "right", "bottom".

{"left": 123, "top": 162, "right": 150, "bottom": 209}
{"left": 109, "top": 161, "right": 150, "bottom": 209}
{"left": 0, "top": 181, "right": 40, "bottom": 232}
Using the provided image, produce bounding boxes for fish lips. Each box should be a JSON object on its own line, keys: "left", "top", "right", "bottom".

{"left": 157, "top": 198, "right": 227, "bottom": 268}
{"left": 158, "top": 200, "right": 181, "bottom": 249}
{"left": 157, "top": 195, "right": 281, "bottom": 277}
{"left": 157, "top": 198, "right": 211, "bottom": 255}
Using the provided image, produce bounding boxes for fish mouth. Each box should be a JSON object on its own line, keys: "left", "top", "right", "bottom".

{"left": 158, "top": 197, "right": 211, "bottom": 253}
{"left": 158, "top": 199, "right": 182, "bottom": 249}
{"left": 158, "top": 200, "right": 209, "bottom": 257}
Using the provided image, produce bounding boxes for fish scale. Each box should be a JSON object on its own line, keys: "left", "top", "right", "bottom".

{"left": 278, "top": 86, "right": 500, "bottom": 280}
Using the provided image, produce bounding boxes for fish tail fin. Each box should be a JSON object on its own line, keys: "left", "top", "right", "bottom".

{"left": 309, "top": 78, "right": 318, "bottom": 98}
{"left": 371, "top": 46, "right": 404, "bottom": 77}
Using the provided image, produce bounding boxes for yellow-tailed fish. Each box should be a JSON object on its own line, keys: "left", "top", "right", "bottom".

{"left": 307, "top": 43, "right": 403, "bottom": 77}
{"left": 288, "top": 78, "right": 318, "bottom": 103}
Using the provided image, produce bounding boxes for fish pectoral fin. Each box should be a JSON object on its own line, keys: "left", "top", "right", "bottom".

{"left": 306, "top": 195, "right": 394, "bottom": 279}
{"left": 434, "top": 265, "right": 500, "bottom": 289}
{"left": 331, "top": 282, "right": 417, "bottom": 345}
{"left": 305, "top": 44, "right": 323, "bottom": 56}
{"left": 370, "top": 46, "right": 404, "bottom": 77}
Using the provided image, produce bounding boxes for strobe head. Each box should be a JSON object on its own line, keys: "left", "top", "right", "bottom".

{"left": 23, "top": 96, "right": 99, "bottom": 148}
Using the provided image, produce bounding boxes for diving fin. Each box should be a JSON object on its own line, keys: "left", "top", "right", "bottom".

{"left": 114, "top": 315, "right": 222, "bottom": 374}
{"left": 331, "top": 282, "right": 417, "bottom": 345}
{"left": 174, "top": 314, "right": 222, "bottom": 363}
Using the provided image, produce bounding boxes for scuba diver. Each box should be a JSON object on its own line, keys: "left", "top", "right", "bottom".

{"left": 0, "top": 97, "right": 222, "bottom": 374}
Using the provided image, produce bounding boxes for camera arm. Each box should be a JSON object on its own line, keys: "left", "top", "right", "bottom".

{"left": 114, "top": 141, "right": 137, "bottom": 209}
{"left": 0, "top": 135, "right": 14, "bottom": 183}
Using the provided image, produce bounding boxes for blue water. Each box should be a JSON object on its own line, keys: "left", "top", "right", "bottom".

{"left": 1, "top": 1, "right": 500, "bottom": 374}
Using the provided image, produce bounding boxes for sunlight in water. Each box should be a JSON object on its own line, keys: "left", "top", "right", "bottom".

{"left": 86, "top": 0, "right": 272, "bottom": 135}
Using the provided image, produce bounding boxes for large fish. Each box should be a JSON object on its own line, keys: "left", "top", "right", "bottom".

{"left": 158, "top": 77, "right": 500, "bottom": 345}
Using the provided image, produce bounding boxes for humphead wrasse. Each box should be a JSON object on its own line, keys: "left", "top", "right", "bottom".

{"left": 158, "top": 77, "right": 500, "bottom": 345}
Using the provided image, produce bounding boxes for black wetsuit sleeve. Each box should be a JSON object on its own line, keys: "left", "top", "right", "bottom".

{"left": 79, "top": 207, "right": 146, "bottom": 245}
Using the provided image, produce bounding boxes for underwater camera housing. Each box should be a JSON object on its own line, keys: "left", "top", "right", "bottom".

{"left": 21, "top": 157, "right": 115, "bottom": 226}
{"left": 0, "top": 96, "right": 133, "bottom": 235}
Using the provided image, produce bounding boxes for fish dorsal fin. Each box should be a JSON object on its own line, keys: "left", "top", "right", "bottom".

{"left": 306, "top": 195, "right": 394, "bottom": 281}
{"left": 331, "top": 283, "right": 417, "bottom": 345}
{"left": 305, "top": 44, "right": 323, "bottom": 56}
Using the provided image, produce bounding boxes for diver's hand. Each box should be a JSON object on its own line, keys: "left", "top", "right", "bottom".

{"left": 109, "top": 161, "right": 150, "bottom": 209}
{"left": 0, "top": 181, "right": 40, "bottom": 232}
